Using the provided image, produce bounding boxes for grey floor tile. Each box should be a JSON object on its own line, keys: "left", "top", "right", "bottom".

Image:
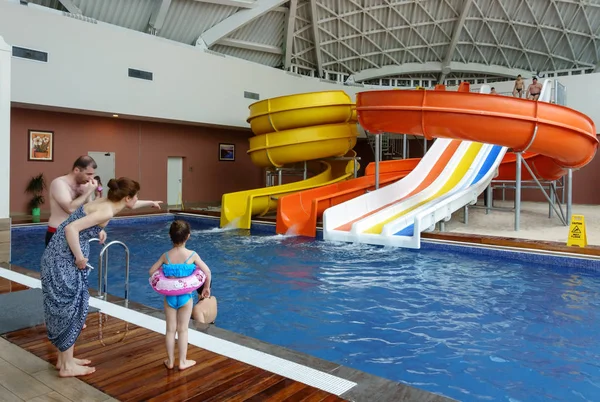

{"left": 27, "top": 390, "right": 73, "bottom": 402}
{"left": 0, "top": 338, "right": 54, "bottom": 375}
{"left": 33, "top": 370, "right": 110, "bottom": 402}
{"left": 0, "top": 384, "right": 22, "bottom": 402}
{"left": 0, "top": 359, "right": 51, "bottom": 400}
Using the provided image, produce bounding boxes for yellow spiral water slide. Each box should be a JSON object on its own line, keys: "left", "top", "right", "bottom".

{"left": 219, "top": 91, "right": 360, "bottom": 229}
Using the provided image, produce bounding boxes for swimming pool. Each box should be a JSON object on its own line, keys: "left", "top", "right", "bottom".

{"left": 11, "top": 215, "right": 600, "bottom": 401}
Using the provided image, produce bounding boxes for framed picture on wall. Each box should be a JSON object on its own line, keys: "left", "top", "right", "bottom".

{"left": 28, "top": 130, "right": 54, "bottom": 162}
{"left": 219, "top": 143, "right": 235, "bottom": 161}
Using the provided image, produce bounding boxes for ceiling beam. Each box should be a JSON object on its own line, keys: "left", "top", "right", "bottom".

{"left": 57, "top": 0, "right": 81, "bottom": 14}
{"left": 217, "top": 38, "right": 283, "bottom": 54}
{"left": 191, "top": 0, "right": 256, "bottom": 9}
{"left": 283, "top": 0, "right": 298, "bottom": 69}
{"left": 439, "top": 0, "right": 473, "bottom": 83}
{"left": 196, "top": 0, "right": 288, "bottom": 49}
{"left": 309, "top": 0, "right": 323, "bottom": 78}
{"left": 350, "top": 62, "right": 534, "bottom": 82}
{"left": 147, "top": 0, "right": 172, "bottom": 34}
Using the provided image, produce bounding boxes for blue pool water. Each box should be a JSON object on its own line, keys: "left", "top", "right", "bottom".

{"left": 11, "top": 217, "right": 600, "bottom": 402}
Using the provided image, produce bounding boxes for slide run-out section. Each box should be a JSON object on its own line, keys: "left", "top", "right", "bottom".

{"left": 275, "top": 158, "right": 420, "bottom": 237}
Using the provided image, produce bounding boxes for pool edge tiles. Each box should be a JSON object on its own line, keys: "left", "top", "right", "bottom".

{"left": 0, "top": 266, "right": 457, "bottom": 402}
{"left": 421, "top": 239, "right": 600, "bottom": 271}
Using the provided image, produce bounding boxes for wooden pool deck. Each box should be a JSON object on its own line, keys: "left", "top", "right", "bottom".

{"left": 0, "top": 273, "right": 453, "bottom": 402}
{"left": 4, "top": 310, "right": 344, "bottom": 402}
{"left": 0, "top": 277, "right": 345, "bottom": 401}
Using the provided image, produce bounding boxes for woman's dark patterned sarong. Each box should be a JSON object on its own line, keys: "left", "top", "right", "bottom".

{"left": 41, "top": 205, "right": 101, "bottom": 352}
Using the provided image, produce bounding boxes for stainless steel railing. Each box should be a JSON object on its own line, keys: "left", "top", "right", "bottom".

{"left": 88, "top": 238, "right": 130, "bottom": 303}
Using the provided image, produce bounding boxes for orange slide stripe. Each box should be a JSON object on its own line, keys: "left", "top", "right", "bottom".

{"left": 335, "top": 139, "right": 462, "bottom": 232}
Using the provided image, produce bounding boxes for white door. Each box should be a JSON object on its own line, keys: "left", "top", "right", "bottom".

{"left": 167, "top": 157, "right": 183, "bottom": 206}
{"left": 88, "top": 151, "right": 115, "bottom": 198}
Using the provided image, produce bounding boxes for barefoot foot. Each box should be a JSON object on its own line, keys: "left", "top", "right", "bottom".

{"left": 178, "top": 359, "right": 196, "bottom": 371}
{"left": 59, "top": 364, "right": 96, "bottom": 377}
{"left": 55, "top": 358, "right": 92, "bottom": 370}
{"left": 164, "top": 359, "right": 174, "bottom": 370}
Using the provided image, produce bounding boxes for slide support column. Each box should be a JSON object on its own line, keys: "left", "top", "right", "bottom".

{"left": 514, "top": 153, "right": 522, "bottom": 231}
{"left": 549, "top": 181, "right": 555, "bottom": 219}
{"left": 567, "top": 169, "right": 573, "bottom": 224}
{"left": 375, "top": 134, "right": 380, "bottom": 190}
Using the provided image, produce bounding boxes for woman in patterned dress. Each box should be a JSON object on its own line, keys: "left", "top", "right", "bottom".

{"left": 41, "top": 177, "right": 162, "bottom": 377}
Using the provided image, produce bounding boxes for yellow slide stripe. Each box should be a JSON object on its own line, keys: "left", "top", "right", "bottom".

{"left": 363, "top": 142, "right": 484, "bottom": 234}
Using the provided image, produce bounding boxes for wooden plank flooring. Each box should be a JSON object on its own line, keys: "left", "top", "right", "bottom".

{"left": 3, "top": 312, "right": 346, "bottom": 402}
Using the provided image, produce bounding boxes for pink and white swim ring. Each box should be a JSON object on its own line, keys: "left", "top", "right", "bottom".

{"left": 149, "top": 268, "right": 206, "bottom": 296}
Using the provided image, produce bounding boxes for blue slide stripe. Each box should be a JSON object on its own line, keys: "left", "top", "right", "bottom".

{"left": 394, "top": 145, "right": 503, "bottom": 237}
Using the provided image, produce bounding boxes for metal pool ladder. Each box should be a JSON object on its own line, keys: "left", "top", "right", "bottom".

{"left": 89, "top": 238, "right": 131, "bottom": 305}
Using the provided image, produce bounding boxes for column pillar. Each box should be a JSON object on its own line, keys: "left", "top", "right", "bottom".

{"left": 0, "top": 36, "right": 12, "bottom": 263}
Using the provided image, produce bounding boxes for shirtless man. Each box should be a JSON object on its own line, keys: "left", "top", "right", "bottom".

{"left": 512, "top": 75, "right": 524, "bottom": 98}
{"left": 46, "top": 156, "right": 103, "bottom": 247}
{"left": 47, "top": 155, "right": 163, "bottom": 247}
{"left": 490, "top": 87, "right": 498, "bottom": 95}
{"left": 527, "top": 77, "right": 543, "bottom": 100}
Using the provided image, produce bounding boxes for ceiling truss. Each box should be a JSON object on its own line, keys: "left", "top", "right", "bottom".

{"left": 30, "top": 0, "right": 600, "bottom": 82}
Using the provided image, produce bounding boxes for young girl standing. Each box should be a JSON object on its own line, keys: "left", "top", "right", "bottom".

{"left": 149, "top": 220, "right": 212, "bottom": 370}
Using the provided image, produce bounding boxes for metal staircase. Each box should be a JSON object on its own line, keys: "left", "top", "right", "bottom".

{"left": 367, "top": 133, "right": 431, "bottom": 160}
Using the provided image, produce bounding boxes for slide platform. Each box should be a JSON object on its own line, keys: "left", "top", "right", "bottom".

{"left": 219, "top": 91, "right": 360, "bottom": 229}
{"left": 323, "top": 81, "right": 597, "bottom": 248}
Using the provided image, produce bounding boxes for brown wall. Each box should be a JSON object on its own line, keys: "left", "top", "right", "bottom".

{"left": 571, "top": 152, "right": 600, "bottom": 204}
{"left": 10, "top": 108, "right": 600, "bottom": 216}
{"left": 10, "top": 108, "right": 263, "bottom": 214}
{"left": 492, "top": 152, "right": 600, "bottom": 205}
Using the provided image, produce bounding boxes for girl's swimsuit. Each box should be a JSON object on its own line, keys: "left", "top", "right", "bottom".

{"left": 162, "top": 251, "right": 197, "bottom": 309}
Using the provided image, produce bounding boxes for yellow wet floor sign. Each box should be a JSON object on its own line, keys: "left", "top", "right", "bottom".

{"left": 567, "top": 214, "right": 587, "bottom": 247}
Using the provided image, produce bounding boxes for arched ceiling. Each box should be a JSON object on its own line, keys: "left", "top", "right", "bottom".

{"left": 26, "top": 0, "right": 600, "bottom": 83}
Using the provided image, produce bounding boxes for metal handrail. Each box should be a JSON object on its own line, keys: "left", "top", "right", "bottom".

{"left": 88, "top": 238, "right": 131, "bottom": 347}
{"left": 89, "top": 238, "right": 130, "bottom": 303}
